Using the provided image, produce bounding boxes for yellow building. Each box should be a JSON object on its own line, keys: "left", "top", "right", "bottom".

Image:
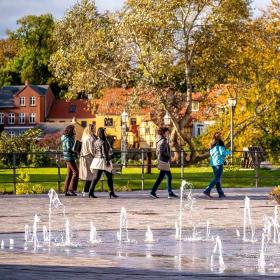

{"left": 46, "top": 89, "right": 159, "bottom": 148}
{"left": 94, "top": 88, "right": 158, "bottom": 149}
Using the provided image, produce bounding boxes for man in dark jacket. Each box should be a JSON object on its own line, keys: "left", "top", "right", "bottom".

{"left": 150, "top": 127, "right": 178, "bottom": 199}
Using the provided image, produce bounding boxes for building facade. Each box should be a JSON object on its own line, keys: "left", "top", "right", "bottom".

{"left": 0, "top": 82, "right": 55, "bottom": 136}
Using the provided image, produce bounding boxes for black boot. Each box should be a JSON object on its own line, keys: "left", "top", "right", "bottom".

{"left": 109, "top": 191, "right": 119, "bottom": 198}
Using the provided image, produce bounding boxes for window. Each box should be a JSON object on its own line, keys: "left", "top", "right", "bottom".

{"left": 19, "top": 113, "right": 25, "bottom": 124}
{"left": 30, "top": 96, "right": 36, "bottom": 106}
{"left": 104, "top": 118, "right": 113, "bottom": 127}
{"left": 81, "top": 121, "right": 87, "bottom": 128}
{"left": 69, "top": 104, "right": 76, "bottom": 113}
{"left": 8, "top": 113, "right": 15, "bottom": 124}
{"left": 8, "top": 131, "right": 15, "bottom": 137}
{"left": 19, "top": 97, "right": 25, "bottom": 106}
{"left": 191, "top": 101, "right": 199, "bottom": 112}
{"left": 130, "top": 118, "right": 137, "bottom": 126}
{"left": 0, "top": 113, "right": 4, "bottom": 124}
{"left": 193, "top": 123, "right": 205, "bottom": 137}
{"left": 29, "top": 113, "right": 36, "bottom": 124}
{"left": 149, "top": 142, "right": 154, "bottom": 148}
{"left": 145, "top": 127, "right": 150, "bottom": 135}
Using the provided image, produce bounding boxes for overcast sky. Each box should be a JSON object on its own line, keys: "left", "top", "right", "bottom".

{"left": 0, "top": 0, "right": 271, "bottom": 38}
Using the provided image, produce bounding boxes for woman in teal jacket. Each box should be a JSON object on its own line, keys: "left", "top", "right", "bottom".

{"left": 61, "top": 125, "right": 79, "bottom": 196}
{"left": 203, "top": 132, "right": 231, "bottom": 199}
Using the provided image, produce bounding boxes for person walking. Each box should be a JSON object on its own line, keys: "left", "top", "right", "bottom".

{"left": 79, "top": 125, "right": 96, "bottom": 196}
{"left": 61, "top": 125, "right": 79, "bottom": 196}
{"left": 150, "top": 127, "right": 178, "bottom": 199}
{"left": 203, "top": 132, "right": 231, "bottom": 199}
{"left": 89, "top": 127, "right": 119, "bottom": 199}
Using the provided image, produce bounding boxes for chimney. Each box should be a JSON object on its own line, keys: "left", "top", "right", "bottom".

{"left": 25, "top": 80, "right": 29, "bottom": 86}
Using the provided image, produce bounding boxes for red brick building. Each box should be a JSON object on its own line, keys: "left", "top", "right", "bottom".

{"left": 0, "top": 81, "right": 55, "bottom": 136}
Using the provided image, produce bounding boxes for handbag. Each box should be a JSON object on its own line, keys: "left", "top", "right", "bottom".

{"left": 72, "top": 140, "right": 82, "bottom": 154}
{"left": 158, "top": 160, "right": 170, "bottom": 171}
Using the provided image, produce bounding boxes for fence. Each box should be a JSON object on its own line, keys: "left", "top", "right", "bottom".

{"left": 0, "top": 149, "right": 279, "bottom": 194}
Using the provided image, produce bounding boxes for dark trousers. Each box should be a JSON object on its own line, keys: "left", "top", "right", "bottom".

{"left": 64, "top": 161, "right": 79, "bottom": 192}
{"left": 205, "top": 165, "right": 224, "bottom": 195}
{"left": 84, "top": 181, "right": 91, "bottom": 193}
{"left": 89, "top": 169, "right": 114, "bottom": 193}
{"left": 152, "top": 170, "right": 173, "bottom": 194}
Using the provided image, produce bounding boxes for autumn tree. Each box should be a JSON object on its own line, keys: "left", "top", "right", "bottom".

{"left": 198, "top": 0, "right": 280, "bottom": 153}
{"left": 51, "top": 0, "right": 133, "bottom": 99}
{"left": 115, "top": 0, "right": 251, "bottom": 163}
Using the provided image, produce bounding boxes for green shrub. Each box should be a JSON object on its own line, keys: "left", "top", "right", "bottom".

{"left": 16, "top": 170, "right": 45, "bottom": 194}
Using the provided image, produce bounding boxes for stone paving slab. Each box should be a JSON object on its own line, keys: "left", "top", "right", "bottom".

{"left": 0, "top": 187, "right": 277, "bottom": 279}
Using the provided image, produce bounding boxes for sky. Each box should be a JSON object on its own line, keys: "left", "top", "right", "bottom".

{"left": 0, "top": 0, "right": 271, "bottom": 38}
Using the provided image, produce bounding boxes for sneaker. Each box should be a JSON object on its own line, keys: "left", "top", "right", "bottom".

{"left": 168, "top": 192, "right": 179, "bottom": 199}
{"left": 219, "top": 193, "right": 226, "bottom": 198}
{"left": 150, "top": 192, "right": 159, "bottom": 199}
{"left": 65, "top": 192, "right": 72, "bottom": 196}
{"left": 203, "top": 191, "right": 213, "bottom": 199}
{"left": 70, "top": 191, "right": 77, "bottom": 196}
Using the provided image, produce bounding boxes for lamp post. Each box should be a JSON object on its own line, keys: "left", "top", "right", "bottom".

{"left": 163, "top": 111, "right": 171, "bottom": 127}
{"left": 228, "top": 98, "right": 237, "bottom": 163}
{"left": 121, "top": 110, "right": 128, "bottom": 166}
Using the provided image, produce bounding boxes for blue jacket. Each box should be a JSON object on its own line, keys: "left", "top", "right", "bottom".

{"left": 210, "top": 144, "right": 231, "bottom": 166}
{"left": 61, "top": 135, "right": 76, "bottom": 161}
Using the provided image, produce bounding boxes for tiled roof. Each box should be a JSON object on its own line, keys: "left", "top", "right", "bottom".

{"left": 95, "top": 88, "right": 203, "bottom": 118}
{"left": 95, "top": 88, "right": 155, "bottom": 116}
{"left": 0, "top": 86, "right": 24, "bottom": 108}
{"left": 0, "top": 84, "right": 50, "bottom": 108}
{"left": 95, "top": 88, "right": 133, "bottom": 115}
{"left": 28, "top": 85, "right": 49, "bottom": 95}
{"left": 47, "top": 100, "right": 94, "bottom": 119}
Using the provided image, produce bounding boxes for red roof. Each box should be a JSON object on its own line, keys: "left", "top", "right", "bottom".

{"left": 48, "top": 100, "right": 94, "bottom": 119}
{"left": 95, "top": 88, "right": 151, "bottom": 116}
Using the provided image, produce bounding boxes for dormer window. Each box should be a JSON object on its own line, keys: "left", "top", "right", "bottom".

{"left": 69, "top": 104, "right": 76, "bottom": 113}
{"left": 30, "top": 96, "right": 36, "bottom": 106}
{"left": 19, "top": 97, "right": 25, "bottom": 106}
{"left": 191, "top": 101, "right": 199, "bottom": 112}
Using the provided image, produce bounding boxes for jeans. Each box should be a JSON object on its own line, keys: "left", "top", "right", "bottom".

{"left": 64, "top": 161, "right": 79, "bottom": 192}
{"left": 204, "top": 165, "right": 224, "bottom": 195}
{"left": 89, "top": 169, "right": 114, "bottom": 193}
{"left": 151, "top": 170, "right": 173, "bottom": 194}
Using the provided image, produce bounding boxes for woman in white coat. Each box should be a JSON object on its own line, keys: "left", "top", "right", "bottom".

{"left": 79, "top": 125, "right": 96, "bottom": 195}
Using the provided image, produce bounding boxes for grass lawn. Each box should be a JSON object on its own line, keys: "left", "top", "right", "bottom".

{"left": 0, "top": 166, "right": 279, "bottom": 194}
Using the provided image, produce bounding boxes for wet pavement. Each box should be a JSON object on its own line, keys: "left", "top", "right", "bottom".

{"left": 0, "top": 187, "right": 279, "bottom": 279}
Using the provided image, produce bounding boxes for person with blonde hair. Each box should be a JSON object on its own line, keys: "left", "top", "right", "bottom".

{"left": 203, "top": 132, "right": 231, "bottom": 199}
{"left": 79, "top": 124, "right": 96, "bottom": 195}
